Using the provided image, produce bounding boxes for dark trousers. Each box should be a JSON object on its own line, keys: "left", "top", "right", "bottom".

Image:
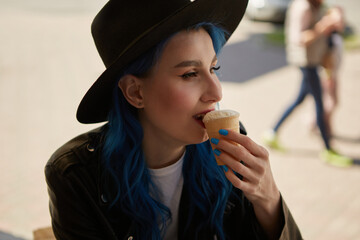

{"left": 273, "top": 66, "right": 330, "bottom": 149}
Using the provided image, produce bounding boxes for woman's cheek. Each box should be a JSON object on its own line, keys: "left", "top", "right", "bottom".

{"left": 160, "top": 86, "right": 195, "bottom": 109}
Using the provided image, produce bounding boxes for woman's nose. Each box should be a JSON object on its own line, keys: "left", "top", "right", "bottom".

{"left": 201, "top": 73, "right": 222, "bottom": 103}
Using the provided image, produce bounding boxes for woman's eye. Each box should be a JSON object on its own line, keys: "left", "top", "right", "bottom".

{"left": 211, "top": 65, "right": 221, "bottom": 73}
{"left": 180, "top": 71, "right": 198, "bottom": 79}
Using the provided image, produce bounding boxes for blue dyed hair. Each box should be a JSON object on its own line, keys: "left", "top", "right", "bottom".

{"left": 102, "top": 23, "right": 232, "bottom": 239}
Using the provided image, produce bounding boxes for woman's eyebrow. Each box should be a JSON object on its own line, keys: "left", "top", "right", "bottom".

{"left": 174, "top": 55, "right": 217, "bottom": 68}
{"left": 174, "top": 60, "right": 202, "bottom": 68}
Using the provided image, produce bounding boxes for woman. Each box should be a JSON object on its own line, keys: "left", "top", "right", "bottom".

{"left": 45, "top": 0, "right": 302, "bottom": 239}
{"left": 314, "top": 6, "right": 345, "bottom": 137}
{"left": 263, "top": 0, "right": 352, "bottom": 167}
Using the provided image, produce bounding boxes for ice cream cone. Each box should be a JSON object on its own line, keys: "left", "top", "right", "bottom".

{"left": 203, "top": 110, "right": 240, "bottom": 165}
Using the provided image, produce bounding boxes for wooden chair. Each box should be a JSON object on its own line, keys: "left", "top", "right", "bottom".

{"left": 33, "top": 226, "right": 55, "bottom": 240}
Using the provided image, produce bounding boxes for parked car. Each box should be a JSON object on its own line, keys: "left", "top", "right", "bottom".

{"left": 246, "top": 0, "right": 291, "bottom": 23}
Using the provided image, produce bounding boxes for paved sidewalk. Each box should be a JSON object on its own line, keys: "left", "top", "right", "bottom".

{"left": 1, "top": 1, "right": 359, "bottom": 239}
{"left": 220, "top": 50, "right": 360, "bottom": 240}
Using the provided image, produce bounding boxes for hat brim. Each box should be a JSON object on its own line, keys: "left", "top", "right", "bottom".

{"left": 77, "top": 0, "right": 248, "bottom": 123}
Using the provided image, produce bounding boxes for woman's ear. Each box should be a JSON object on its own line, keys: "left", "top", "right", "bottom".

{"left": 118, "top": 75, "right": 144, "bottom": 108}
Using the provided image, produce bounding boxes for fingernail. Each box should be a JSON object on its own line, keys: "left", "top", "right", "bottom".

{"left": 219, "top": 129, "right": 228, "bottom": 136}
{"left": 214, "top": 149, "right": 221, "bottom": 156}
{"left": 222, "top": 165, "right": 228, "bottom": 172}
{"left": 211, "top": 138, "right": 219, "bottom": 145}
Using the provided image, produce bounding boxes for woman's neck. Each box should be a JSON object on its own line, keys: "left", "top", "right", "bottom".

{"left": 143, "top": 140, "right": 185, "bottom": 169}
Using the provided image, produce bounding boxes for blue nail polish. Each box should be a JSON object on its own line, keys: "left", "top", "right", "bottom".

{"left": 222, "top": 165, "right": 228, "bottom": 172}
{"left": 219, "top": 129, "right": 228, "bottom": 136}
{"left": 211, "top": 138, "right": 219, "bottom": 145}
{"left": 214, "top": 149, "right": 221, "bottom": 156}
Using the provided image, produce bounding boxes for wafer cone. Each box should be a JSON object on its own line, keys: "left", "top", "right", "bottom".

{"left": 203, "top": 110, "right": 240, "bottom": 165}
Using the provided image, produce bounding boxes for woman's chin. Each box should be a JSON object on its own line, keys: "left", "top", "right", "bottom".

{"left": 198, "top": 133, "right": 209, "bottom": 144}
{"left": 184, "top": 129, "right": 209, "bottom": 145}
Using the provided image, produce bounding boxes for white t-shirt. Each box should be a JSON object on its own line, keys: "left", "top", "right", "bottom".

{"left": 148, "top": 153, "right": 185, "bottom": 240}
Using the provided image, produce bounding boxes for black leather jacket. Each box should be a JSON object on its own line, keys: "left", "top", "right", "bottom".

{"left": 45, "top": 127, "right": 302, "bottom": 240}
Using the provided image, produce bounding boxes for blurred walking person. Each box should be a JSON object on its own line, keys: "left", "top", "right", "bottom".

{"left": 263, "top": 0, "right": 353, "bottom": 167}
{"left": 315, "top": 6, "right": 345, "bottom": 137}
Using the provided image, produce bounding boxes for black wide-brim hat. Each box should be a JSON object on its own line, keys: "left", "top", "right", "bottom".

{"left": 77, "top": 0, "right": 249, "bottom": 124}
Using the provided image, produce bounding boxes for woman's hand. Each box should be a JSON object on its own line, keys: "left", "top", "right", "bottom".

{"left": 211, "top": 129, "right": 284, "bottom": 239}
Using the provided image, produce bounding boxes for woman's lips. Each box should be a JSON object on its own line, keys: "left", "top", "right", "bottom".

{"left": 194, "top": 118, "right": 206, "bottom": 128}
{"left": 193, "top": 109, "right": 214, "bottom": 128}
